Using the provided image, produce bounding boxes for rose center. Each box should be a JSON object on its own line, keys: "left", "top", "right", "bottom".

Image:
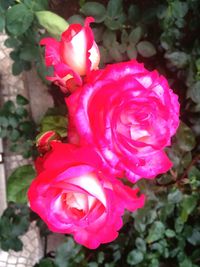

{"left": 118, "top": 109, "right": 151, "bottom": 142}
{"left": 62, "top": 192, "right": 87, "bottom": 219}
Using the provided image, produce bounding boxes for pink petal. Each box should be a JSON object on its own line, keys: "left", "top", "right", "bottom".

{"left": 40, "top": 37, "right": 60, "bottom": 66}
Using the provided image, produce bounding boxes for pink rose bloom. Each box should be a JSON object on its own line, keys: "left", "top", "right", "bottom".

{"left": 67, "top": 60, "right": 180, "bottom": 182}
{"left": 28, "top": 142, "right": 145, "bottom": 249}
{"left": 40, "top": 17, "right": 100, "bottom": 92}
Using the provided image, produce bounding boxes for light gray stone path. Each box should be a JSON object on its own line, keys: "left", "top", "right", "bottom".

{"left": 0, "top": 33, "right": 31, "bottom": 178}
{"left": 0, "top": 222, "right": 43, "bottom": 267}
{"left": 0, "top": 31, "right": 64, "bottom": 267}
{"left": 0, "top": 33, "right": 44, "bottom": 267}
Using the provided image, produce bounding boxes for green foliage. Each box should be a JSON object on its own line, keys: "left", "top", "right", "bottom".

{"left": 104, "top": 0, "right": 125, "bottom": 30}
{"left": 40, "top": 115, "right": 67, "bottom": 138}
{"left": 36, "top": 11, "right": 69, "bottom": 39}
{"left": 0, "top": 203, "right": 30, "bottom": 251}
{"left": 80, "top": 2, "right": 106, "bottom": 23}
{"left": 7, "top": 165, "right": 36, "bottom": 204}
{"left": 0, "top": 95, "right": 37, "bottom": 158}
{"left": 146, "top": 221, "right": 165, "bottom": 243}
{"left": 16, "top": 94, "right": 30, "bottom": 105}
{"left": 34, "top": 258, "right": 56, "bottom": 267}
{"left": 136, "top": 41, "right": 156, "bottom": 58}
{"left": 6, "top": 3, "right": 34, "bottom": 36}
{"left": 0, "top": 1, "right": 200, "bottom": 267}
{"left": 55, "top": 238, "right": 84, "bottom": 267}
{"left": 128, "top": 27, "right": 143, "bottom": 45}
{"left": 0, "top": 0, "right": 57, "bottom": 78}
{"left": 79, "top": 0, "right": 158, "bottom": 66}
{"left": 127, "top": 250, "right": 144, "bottom": 265}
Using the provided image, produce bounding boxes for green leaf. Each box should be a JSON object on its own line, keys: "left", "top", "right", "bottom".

{"left": 180, "top": 194, "right": 198, "bottom": 222}
{"left": 188, "top": 167, "right": 200, "bottom": 188}
{"left": 0, "top": 116, "right": 9, "bottom": 127}
{"left": 179, "top": 258, "right": 193, "bottom": 267}
{"left": 135, "top": 237, "right": 146, "bottom": 253}
{"left": 176, "top": 122, "right": 196, "bottom": 152}
{"left": 4, "top": 37, "right": 20, "bottom": 48}
{"left": 0, "top": 128, "right": 7, "bottom": 138}
{"left": 171, "top": 1, "right": 188, "bottom": 18}
{"left": 149, "top": 258, "right": 159, "bottom": 267}
{"left": 181, "top": 152, "right": 192, "bottom": 168}
{"left": 146, "top": 221, "right": 165, "bottom": 243}
{"left": 159, "top": 203, "right": 175, "bottom": 221}
{"left": 36, "top": 11, "right": 69, "bottom": 39}
{"left": 164, "top": 52, "right": 189, "bottom": 68}
{"left": 165, "top": 229, "right": 176, "bottom": 238}
{"left": 1, "top": 236, "right": 23, "bottom": 251}
{"left": 6, "top": 3, "right": 34, "bottom": 35}
{"left": 121, "top": 29, "right": 128, "bottom": 44}
{"left": 104, "top": 17, "right": 122, "bottom": 31}
{"left": 168, "top": 189, "right": 183, "bottom": 204}
{"left": 129, "top": 26, "right": 143, "bottom": 44}
{"left": 97, "top": 251, "right": 105, "bottom": 264}
{"left": 12, "top": 61, "right": 24, "bottom": 75}
{"left": 10, "top": 129, "right": 20, "bottom": 142}
{"left": 195, "top": 58, "right": 200, "bottom": 74}
{"left": 127, "top": 43, "right": 137, "bottom": 59}
{"left": 106, "top": 0, "right": 123, "bottom": 19}
{"left": 0, "top": 0, "right": 15, "bottom": 10}
{"left": 23, "top": 0, "right": 49, "bottom": 12}
{"left": 191, "top": 249, "right": 200, "bottom": 263}
{"left": 99, "top": 46, "right": 112, "bottom": 65}
{"left": 19, "top": 45, "right": 38, "bottom": 61}
{"left": 137, "top": 41, "right": 156, "bottom": 57}
{"left": 187, "top": 227, "right": 200, "bottom": 246}
{"left": 105, "top": 264, "right": 115, "bottom": 267}
{"left": 151, "top": 239, "right": 169, "bottom": 257}
{"left": 7, "top": 165, "right": 36, "bottom": 204}
{"left": 108, "top": 42, "right": 123, "bottom": 62}
{"left": 188, "top": 81, "right": 200, "bottom": 104}
{"left": 16, "top": 107, "right": 28, "bottom": 118}
{"left": 0, "top": 204, "right": 30, "bottom": 251}
{"left": 88, "top": 263, "right": 98, "bottom": 267}
{"left": 34, "top": 258, "right": 56, "bottom": 267}
{"left": 10, "top": 50, "right": 20, "bottom": 61}
{"left": 175, "top": 217, "right": 184, "bottom": 233}
{"left": 55, "top": 238, "right": 83, "bottom": 267}
{"left": 11, "top": 216, "right": 29, "bottom": 236}
{"left": 41, "top": 115, "right": 67, "bottom": 138}
{"left": 0, "top": 13, "right": 5, "bottom": 32}
{"left": 80, "top": 2, "right": 106, "bottom": 23}
{"left": 103, "top": 30, "right": 116, "bottom": 48}
{"left": 16, "top": 94, "right": 29, "bottom": 105}
{"left": 22, "top": 149, "right": 32, "bottom": 159}
{"left": 68, "top": 15, "right": 84, "bottom": 25}
{"left": 127, "top": 250, "right": 144, "bottom": 265}
{"left": 3, "top": 100, "right": 15, "bottom": 113}
{"left": 128, "top": 4, "right": 140, "bottom": 24}
{"left": 19, "top": 121, "right": 35, "bottom": 136}
{"left": 104, "top": 0, "right": 125, "bottom": 30}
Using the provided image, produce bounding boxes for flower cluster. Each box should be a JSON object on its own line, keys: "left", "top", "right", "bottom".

{"left": 28, "top": 17, "right": 180, "bottom": 249}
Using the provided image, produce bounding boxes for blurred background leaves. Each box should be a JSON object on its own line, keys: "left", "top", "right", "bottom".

{"left": 0, "top": 0, "right": 200, "bottom": 266}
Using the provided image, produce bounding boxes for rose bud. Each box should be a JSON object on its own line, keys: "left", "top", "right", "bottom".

{"left": 36, "top": 130, "right": 61, "bottom": 154}
{"left": 40, "top": 17, "right": 100, "bottom": 92}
